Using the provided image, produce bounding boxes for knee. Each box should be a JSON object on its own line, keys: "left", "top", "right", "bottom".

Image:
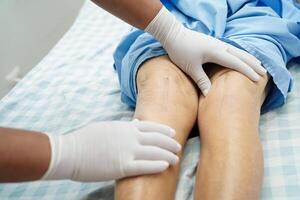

{"left": 201, "top": 66, "right": 269, "bottom": 109}
{"left": 137, "top": 56, "right": 199, "bottom": 105}
{"left": 211, "top": 65, "right": 268, "bottom": 94}
{"left": 137, "top": 56, "right": 195, "bottom": 93}
{"left": 197, "top": 68, "right": 266, "bottom": 152}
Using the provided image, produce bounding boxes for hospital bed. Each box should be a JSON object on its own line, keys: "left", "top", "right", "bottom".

{"left": 0, "top": 1, "right": 299, "bottom": 199}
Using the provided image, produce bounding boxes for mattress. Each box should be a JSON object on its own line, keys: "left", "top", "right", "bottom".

{"left": 0, "top": 1, "right": 299, "bottom": 199}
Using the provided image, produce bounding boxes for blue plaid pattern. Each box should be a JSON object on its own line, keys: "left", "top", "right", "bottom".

{"left": 0, "top": 1, "right": 299, "bottom": 199}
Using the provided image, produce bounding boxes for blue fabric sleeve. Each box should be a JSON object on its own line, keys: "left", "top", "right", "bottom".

{"left": 223, "top": 1, "right": 300, "bottom": 112}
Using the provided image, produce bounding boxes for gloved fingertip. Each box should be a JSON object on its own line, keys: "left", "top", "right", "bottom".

{"left": 196, "top": 78, "right": 211, "bottom": 97}
{"left": 154, "top": 161, "right": 170, "bottom": 172}
{"left": 169, "top": 128, "right": 176, "bottom": 137}
{"left": 176, "top": 143, "right": 182, "bottom": 153}
{"left": 172, "top": 156, "right": 180, "bottom": 165}
{"left": 254, "top": 63, "right": 267, "bottom": 76}
{"left": 161, "top": 161, "right": 169, "bottom": 170}
{"left": 202, "top": 88, "right": 210, "bottom": 96}
{"left": 251, "top": 55, "right": 261, "bottom": 66}
{"left": 253, "top": 74, "right": 260, "bottom": 82}
{"left": 256, "top": 59, "right": 262, "bottom": 65}
{"left": 260, "top": 67, "right": 267, "bottom": 75}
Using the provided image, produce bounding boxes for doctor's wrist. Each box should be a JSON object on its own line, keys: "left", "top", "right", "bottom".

{"left": 41, "top": 133, "right": 76, "bottom": 181}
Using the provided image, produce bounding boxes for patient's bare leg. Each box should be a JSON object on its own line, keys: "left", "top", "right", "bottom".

{"left": 195, "top": 65, "right": 270, "bottom": 200}
{"left": 115, "top": 56, "right": 199, "bottom": 200}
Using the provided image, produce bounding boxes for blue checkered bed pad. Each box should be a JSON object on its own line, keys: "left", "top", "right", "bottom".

{"left": 0, "top": 1, "right": 299, "bottom": 199}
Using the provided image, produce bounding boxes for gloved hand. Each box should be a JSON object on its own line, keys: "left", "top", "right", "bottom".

{"left": 145, "top": 7, "right": 267, "bottom": 96}
{"left": 42, "top": 120, "right": 181, "bottom": 182}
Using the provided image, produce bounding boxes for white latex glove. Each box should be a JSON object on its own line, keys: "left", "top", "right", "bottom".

{"left": 145, "top": 7, "right": 267, "bottom": 96}
{"left": 42, "top": 120, "right": 181, "bottom": 182}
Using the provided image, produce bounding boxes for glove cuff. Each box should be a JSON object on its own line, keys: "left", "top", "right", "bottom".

{"left": 145, "top": 6, "right": 182, "bottom": 47}
{"left": 41, "top": 133, "right": 75, "bottom": 180}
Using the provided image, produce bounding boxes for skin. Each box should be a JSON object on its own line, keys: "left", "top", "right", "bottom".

{"left": 92, "top": 0, "right": 162, "bottom": 29}
{"left": 116, "top": 55, "right": 270, "bottom": 200}
{"left": 0, "top": 128, "right": 50, "bottom": 182}
{"left": 116, "top": 56, "right": 199, "bottom": 200}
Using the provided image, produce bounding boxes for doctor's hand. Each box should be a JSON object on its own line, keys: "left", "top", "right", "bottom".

{"left": 42, "top": 120, "right": 181, "bottom": 182}
{"left": 145, "top": 7, "right": 267, "bottom": 96}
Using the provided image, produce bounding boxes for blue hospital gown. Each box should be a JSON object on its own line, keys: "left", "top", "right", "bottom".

{"left": 113, "top": 0, "right": 300, "bottom": 113}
